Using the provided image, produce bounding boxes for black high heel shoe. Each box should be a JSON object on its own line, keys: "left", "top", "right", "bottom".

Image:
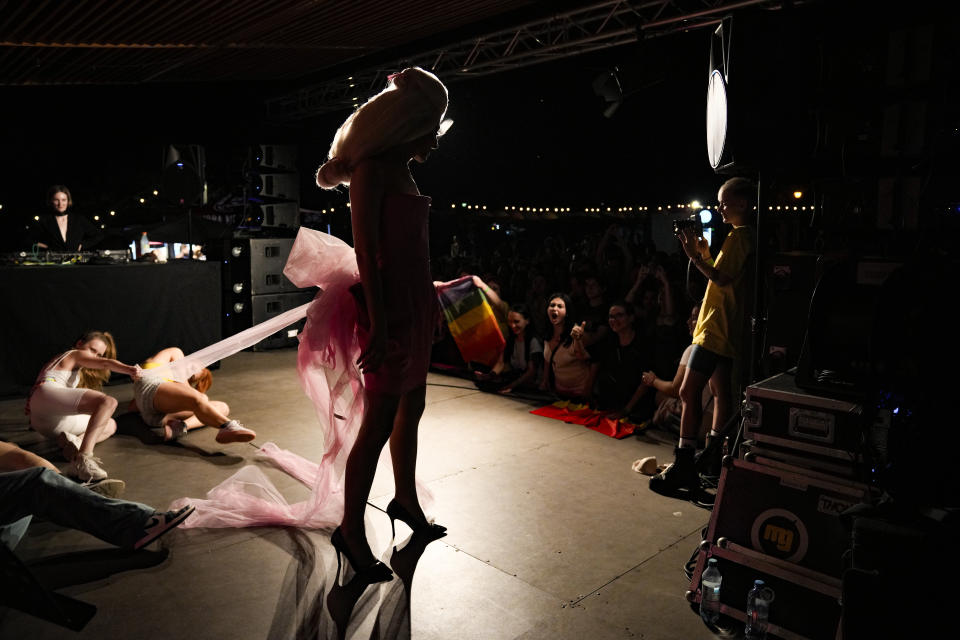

{"left": 331, "top": 527, "right": 393, "bottom": 584}
{"left": 386, "top": 499, "right": 447, "bottom": 540}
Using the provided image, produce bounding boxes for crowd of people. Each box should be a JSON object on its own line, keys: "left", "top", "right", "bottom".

{"left": 434, "top": 177, "right": 757, "bottom": 501}
{"left": 434, "top": 219, "right": 711, "bottom": 424}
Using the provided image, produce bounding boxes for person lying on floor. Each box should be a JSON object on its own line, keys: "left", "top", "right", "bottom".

{"left": 128, "top": 347, "right": 255, "bottom": 443}
{"left": 0, "top": 440, "right": 194, "bottom": 551}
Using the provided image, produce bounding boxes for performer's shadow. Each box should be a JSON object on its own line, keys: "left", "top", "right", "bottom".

{"left": 265, "top": 526, "right": 439, "bottom": 640}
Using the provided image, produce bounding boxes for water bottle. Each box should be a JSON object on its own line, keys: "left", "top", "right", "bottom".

{"left": 700, "top": 558, "right": 722, "bottom": 624}
{"left": 745, "top": 579, "right": 774, "bottom": 639}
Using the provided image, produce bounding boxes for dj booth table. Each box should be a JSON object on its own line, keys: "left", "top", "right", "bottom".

{"left": 0, "top": 261, "right": 221, "bottom": 397}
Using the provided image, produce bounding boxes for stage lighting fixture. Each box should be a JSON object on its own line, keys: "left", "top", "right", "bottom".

{"left": 706, "top": 69, "right": 729, "bottom": 170}
{"left": 162, "top": 144, "right": 206, "bottom": 206}
{"left": 793, "top": 191, "right": 803, "bottom": 199}
{"left": 593, "top": 68, "right": 623, "bottom": 119}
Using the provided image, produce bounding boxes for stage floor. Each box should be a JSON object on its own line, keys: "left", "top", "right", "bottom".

{"left": 0, "top": 349, "right": 716, "bottom": 640}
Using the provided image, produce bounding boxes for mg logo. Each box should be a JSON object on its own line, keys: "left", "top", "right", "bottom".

{"left": 762, "top": 524, "right": 795, "bottom": 552}
{"left": 751, "top": 508, "right": 809, "bottom": 562}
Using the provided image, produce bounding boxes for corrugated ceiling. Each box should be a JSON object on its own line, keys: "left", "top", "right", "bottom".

{"left": 0, "top": 0, "right": 543, "bottom": 85}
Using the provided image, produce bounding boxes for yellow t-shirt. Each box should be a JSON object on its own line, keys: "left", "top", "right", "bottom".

{"left": 692, "top": 225, "right": 755, "bottom": 358}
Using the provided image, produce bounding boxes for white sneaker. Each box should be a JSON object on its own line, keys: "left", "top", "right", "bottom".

{"left": 215, "top": 420, "right": 256, "bottom": 444}
{"left": 150, "top": 419, "right": 189, "bottom": 442}
{"left": 73, "top": 452, "right": 108, "bottom": 482}
{"left": 57, "top": 432, "right": 82, "bottom": 462}
{"left": 86, "top": 478, "right": 126, "bottom": 498}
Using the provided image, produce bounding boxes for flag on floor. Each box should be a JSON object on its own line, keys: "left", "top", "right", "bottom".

{"left": 436, "top": 276, "right": 505, "bottom": 368}
{"left": 531, "top": 400, "right": 647, "bottom": 439}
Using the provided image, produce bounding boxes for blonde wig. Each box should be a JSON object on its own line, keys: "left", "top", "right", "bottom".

{"left": 316, "top": 67, "right": 448, "bottom": 189}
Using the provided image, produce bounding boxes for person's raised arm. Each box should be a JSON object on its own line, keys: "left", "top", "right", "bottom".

{"left": 69, "top": 350, "right": 140, "bottom": 379}
{"left": 350, "top": 160, "right": 388, "bottom": 373}
{"left": 641, "top": 363, "right": 686, "bottom": 398}
{"left": 655, "top": 266, "right": 677, "bottom": 325}
{"left": 679, "top": 228, "right": 734, "bottom": 287}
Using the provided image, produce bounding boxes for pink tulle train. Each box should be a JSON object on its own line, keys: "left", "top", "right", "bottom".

{"left": 171, "top": 228, "right": 431, "bottom": 529}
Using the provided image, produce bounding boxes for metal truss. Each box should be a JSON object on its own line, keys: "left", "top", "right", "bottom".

{"left": 266, "top": 0, "right": 792, "bottom": 121}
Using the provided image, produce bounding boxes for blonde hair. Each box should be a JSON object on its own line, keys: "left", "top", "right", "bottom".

{"left": 76, "top": 330, "right": 116, "bottom": 391}
{"left": 316, "top": 67, "right": 448, "bottom": 189}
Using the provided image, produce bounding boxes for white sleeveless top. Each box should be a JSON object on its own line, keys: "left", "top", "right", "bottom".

{"left": 39, "top": 351, "right": 81, "bottom": 388}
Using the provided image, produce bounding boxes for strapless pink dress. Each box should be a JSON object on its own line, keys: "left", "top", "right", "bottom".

{"left": 356, "top": 193, "right": 437, "bottom": 395}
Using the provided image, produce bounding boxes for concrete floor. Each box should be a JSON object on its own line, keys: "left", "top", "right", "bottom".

{"left": 0, "top": 349, "right": 716, "bottom": 640}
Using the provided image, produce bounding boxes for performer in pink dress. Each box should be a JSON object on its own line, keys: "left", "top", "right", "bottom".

{"left": 314, "top": 66, "right": 451, "bottom": 583}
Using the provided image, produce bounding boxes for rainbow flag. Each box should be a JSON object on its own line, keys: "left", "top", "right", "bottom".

{"left": 436, "top": 276, "right": 505, "bottom": 368}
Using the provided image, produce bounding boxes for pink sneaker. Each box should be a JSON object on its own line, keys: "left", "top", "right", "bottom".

{"left": 215, "top": 420, "right": 256, "bottom": 444}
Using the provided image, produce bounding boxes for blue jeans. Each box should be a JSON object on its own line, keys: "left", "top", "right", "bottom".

{"left": 0, "top": 468, "right": 155, "bottom": 550}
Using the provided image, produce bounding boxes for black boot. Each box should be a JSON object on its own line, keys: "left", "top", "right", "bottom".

{"left": 649, "top": 446, "right": 700, "bottom": 498}
{"left": 696, "top": 437, "right": 724, "bottom": 478}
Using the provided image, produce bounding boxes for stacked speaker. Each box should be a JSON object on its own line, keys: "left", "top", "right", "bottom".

{"left": 207, "top": 237, "right": 314, "bottom": 350}
{"left": 210, "top": 145, "right": 312, "bottom": 349}
{"left": 245, "top": 144, "right": 301, "bottom": 230}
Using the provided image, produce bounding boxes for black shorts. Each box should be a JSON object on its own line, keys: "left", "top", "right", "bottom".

{"left": 687, "top": 344, "right": 732, "bottom": 377}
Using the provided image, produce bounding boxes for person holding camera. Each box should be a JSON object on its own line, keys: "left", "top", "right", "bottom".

{"left": 650, "top": 177, "right": 756, "bottom": 498}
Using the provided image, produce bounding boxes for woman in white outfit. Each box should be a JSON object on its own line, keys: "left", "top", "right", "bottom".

{"left": 26, "top": 330, "right": 141, "bottom": 482}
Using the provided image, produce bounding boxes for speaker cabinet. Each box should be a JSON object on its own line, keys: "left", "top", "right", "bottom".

{"left": 206, "top": 237, "right": 314, "bottom": 346}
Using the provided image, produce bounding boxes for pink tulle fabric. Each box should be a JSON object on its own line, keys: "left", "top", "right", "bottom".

{"left": 170, "top": 228, "right": 432, "bottom": 529}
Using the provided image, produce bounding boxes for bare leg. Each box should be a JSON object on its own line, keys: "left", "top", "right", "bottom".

{"left": 162, "top": 400, "right": 229, "bottom": 432}
{"left": 339, "top": 390, "right": 400, "bottom": 567}
{"left": 75, "top": 391, "right": 118, "bottom": 454}
{"left": 152, "top": 384, "right": 231, "bottom": 427}
{"left": 389, "top": 385, "right": 427, "bottom": 521}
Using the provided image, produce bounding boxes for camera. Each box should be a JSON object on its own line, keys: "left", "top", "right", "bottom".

{"left": 673, "top": 215, "right": 703, "bottom": 236}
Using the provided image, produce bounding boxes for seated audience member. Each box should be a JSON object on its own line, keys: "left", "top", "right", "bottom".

{"left": 595, "top": 224, "right": 633, "bottom": 298}
{"left": 628, "top": 261, "right": 688, "bottom": 379}
{"left": 27, "top": 184, "right": 103, "bottom": 251}
{"left": 540, "top": 293, "right": 597, "bottom": 401}
{"left": 0, "top": 441, "right": 194, "bottom": 552}
{"left": 130, "top": 347, "right": 255, "bottom": 443}
{"left": 26, "top": 331, "right": 141, "bottom": 482}
{"left": 525, "top": 272, "right": 550, "bottom": 338}
{"left": 593, "top": 301, "right": 655, "bottom": 421}
{"left": 475, "top": 304, "right": 543, "bottom": 394}
{"left": 579, "top": 273, "right": 610, "bottom": 347}
{"left": 641, "top": 303, "right": 714, "bottom": 436}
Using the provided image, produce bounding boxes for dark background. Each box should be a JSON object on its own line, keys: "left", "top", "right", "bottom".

{"left": 1, "top": 1, "right": 957, "bottom": 256}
